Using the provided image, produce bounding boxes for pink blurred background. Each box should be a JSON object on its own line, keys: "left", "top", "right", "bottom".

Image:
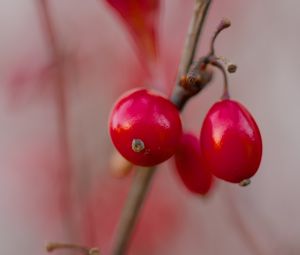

{"left": 0, "top": 0, "right": 299, "bottom": 254}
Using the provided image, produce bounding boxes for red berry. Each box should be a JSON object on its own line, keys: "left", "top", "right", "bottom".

{"left": 174, "top": 133, "right": 213, "bottom": 195}
{"left": 109, "top": 88, "right": 182, "bottom": 167}
{"left": 200, "top": 99, "right": 262, "bottom": 184}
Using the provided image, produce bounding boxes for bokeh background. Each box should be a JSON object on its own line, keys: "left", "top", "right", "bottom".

{"left": 0, "top": 0, "right": 299, "bottom": 254}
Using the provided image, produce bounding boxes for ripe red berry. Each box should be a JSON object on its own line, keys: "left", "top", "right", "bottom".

{"left": 200, "top": 99, "right": 262, "bottom": 184}
{"left": 109, "top": 88, "right": 182, "bottom": 167}
{"left": 174, "top": 133, "right": 213, "bottom": 195}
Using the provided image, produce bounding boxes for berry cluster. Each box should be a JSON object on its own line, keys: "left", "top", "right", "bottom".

{"left": 109, "top": 19, "right": 262, "bottom": 195}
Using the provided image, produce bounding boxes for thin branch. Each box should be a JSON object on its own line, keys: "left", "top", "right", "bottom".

{"left": 177, "top": 0, "right": 211, "bottom": 80}
{"left": 171, "top": 0, "right": 212, "bottom": 108}
{"left": 110, "top": 1, "right": 212, "bottom": 255}
{"left": 111, "top": 168, "right": 156, "bottom": 255}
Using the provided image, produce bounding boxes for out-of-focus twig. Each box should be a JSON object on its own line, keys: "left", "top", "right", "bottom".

{"left": 224, "top": 187, "right": 264, "bottom": 255}
{"left": 36, "top": 0, "right": 74, "bottom": 235}
{"left": 46, "top": 242, "right": 100, "bottom": 255}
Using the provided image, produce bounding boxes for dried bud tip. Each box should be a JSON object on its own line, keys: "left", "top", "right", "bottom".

{"left": 227, "top": 63, "right": 237, "bottom": 73}
{"left": 239, "top": 179, "right": 251, "bottom": 187}
{"left": 220, "top": 18, "right": 231, "bottom": 29}
{"left": 89, "top": 248, "right": 100, "bottom": 255}
{"left": 132, "top": 139, "right": 145, "bottom": 152}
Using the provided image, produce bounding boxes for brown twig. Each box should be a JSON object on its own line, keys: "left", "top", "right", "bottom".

{"left": 171, "top": 0, "right": 212, "bottom": 108}
{"left": 180, "top": 18, "right": 234, "bottom": 102}
{"left": 110, "top": 1, "right": 212, "bottom": 255}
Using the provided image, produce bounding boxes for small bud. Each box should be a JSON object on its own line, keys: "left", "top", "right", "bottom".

{"left": 220, "top": 18, "right": 231, "bottom": 29}
{"left": 227, "top": 63, "right": 237, "bottom": 73}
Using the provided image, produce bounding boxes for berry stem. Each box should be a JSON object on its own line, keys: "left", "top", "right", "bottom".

{"left": 209, "top": 58, "right": 230, "bottom": 99}
{"left": 186, "top": 18, "right": 234, "bottom": 100}
{"left": 209, "top": 18, "right": 231, "bottom": 56}
{"left": 111, "top": 1, "right": 212, "bottom": 255}
{"left": 176, "top": 17, "right": 234, "bottom": 106}
{"left": 207, "top": 18, "right": 232, "bottom": 99}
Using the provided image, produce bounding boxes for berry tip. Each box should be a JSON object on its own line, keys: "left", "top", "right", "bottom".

{"left": 132, "top": 139, "right": 145, "bottom": 153}
{"left": 239, "top": 179, "right": 251, "bottom": 187}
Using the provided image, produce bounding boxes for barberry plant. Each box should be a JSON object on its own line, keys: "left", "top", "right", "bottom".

{"left": 46, "top": 1, "right": 263, "bottom": 254}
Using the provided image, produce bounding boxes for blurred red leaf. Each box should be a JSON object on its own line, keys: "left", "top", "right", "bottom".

{"left": 105, "top": 0, "right": 160, "bottom": 65}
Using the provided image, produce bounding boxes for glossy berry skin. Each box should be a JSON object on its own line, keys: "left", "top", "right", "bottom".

{"left": 200, "top": 99, "right": 262, "bottom": 183}
{"left": 109, "top": 88, "right": 182, "bottom": 167}
{"left": 174, "top": 133, "right": 213, "bottom": 195}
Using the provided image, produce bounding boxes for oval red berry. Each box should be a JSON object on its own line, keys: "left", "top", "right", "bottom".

{"left": 200, "top": 99, "right": 262, "bottom": 183}
{"left": 109, "top": 88, "right": 182, "bottom": 167}
{"left": 175, "top": 133, "right": 213, "bottom": 195}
